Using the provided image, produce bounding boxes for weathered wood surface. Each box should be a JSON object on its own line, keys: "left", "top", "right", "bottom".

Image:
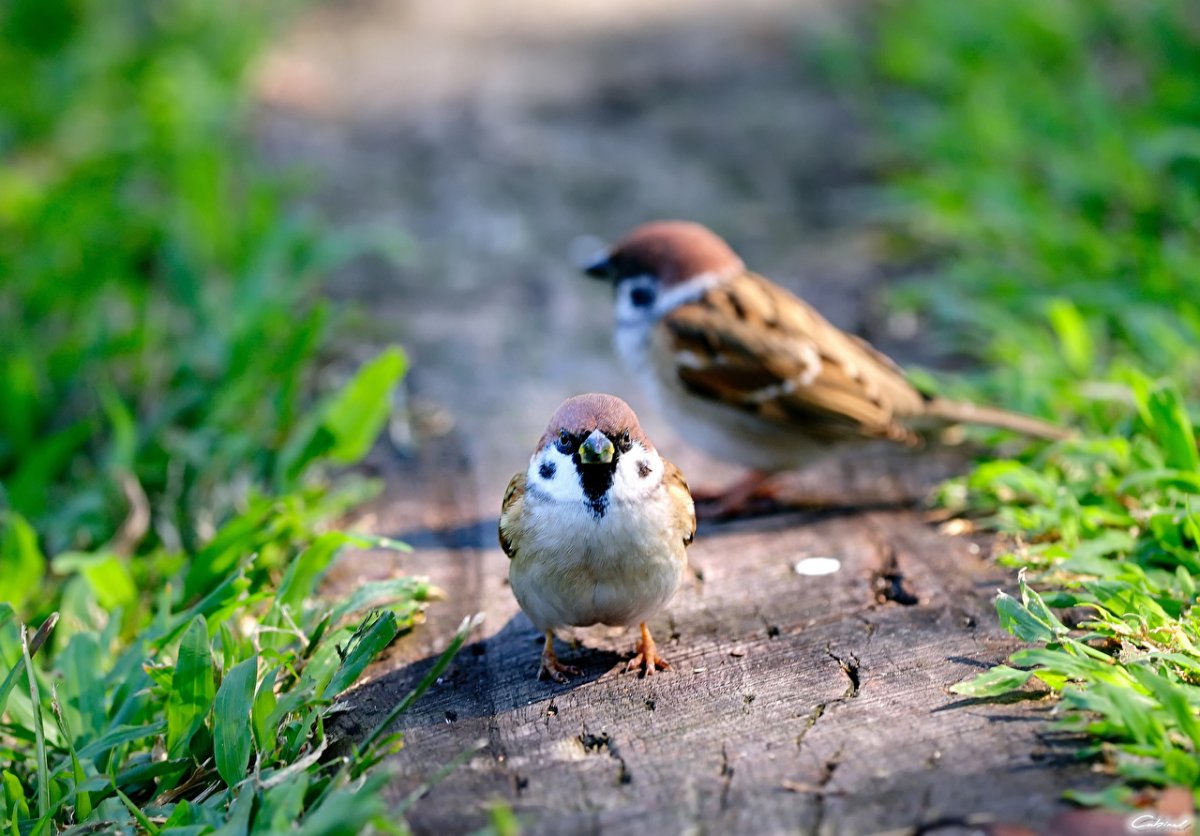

{"left": 327, "top": 435, "right": 1103, "bottom": 835}
{"left": 258, "top": 2, "right": 1106, "bottom": 831}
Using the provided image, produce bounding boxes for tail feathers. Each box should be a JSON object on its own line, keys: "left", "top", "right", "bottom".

{"left": 922, "top": 397, "right": 1075, "bottom": 442}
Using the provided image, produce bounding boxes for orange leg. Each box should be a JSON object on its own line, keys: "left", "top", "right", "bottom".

{"left": 626, "top": 622, "right": 671, "bottom": 676}
{"left": 539, "top": 631, "right": 582, "bottom": 683}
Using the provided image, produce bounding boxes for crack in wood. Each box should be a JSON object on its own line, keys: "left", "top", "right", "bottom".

{"left": 793, "top": 647, "right": 861, "bottom": 769}
{"left": 826, "top": 648, "right": 861, "bottom": 700}
{"left": 872, "top": 542, "right": 919, "bottom": 606}
{"left": 579, "top": 730, "right": 612, "bottom": 753}
{"left": 755, "top": 609, "right": 782, "bottom": 639}
{"left": 719, "top": 744, "right": 734, "bottom": 812}
{"left": 809, "top": 747, "right": 844, "bottom": 836}
{"left": 795, "top": 702, "right": 826, "bottom": 751}
{"left": 578, "top": 729, "right": 632, "bottom": 786}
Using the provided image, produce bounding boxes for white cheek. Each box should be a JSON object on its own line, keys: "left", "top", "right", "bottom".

{"left": 613, "top": 443, "right": 662, "bottom": 501}
{"left": 526, "top": 447, "right": 584, "bottom": 504}
{"left": 652, "top": 270, "right": 723, "bottom": 317}
{"left": 614, "top": 276, "right": 659, "bottom": 327}
{"left": 614, "top": 271, "right": 725, "bottom": 375}
{"left": 614, "top": 277, "right": 658, "bottom": 373}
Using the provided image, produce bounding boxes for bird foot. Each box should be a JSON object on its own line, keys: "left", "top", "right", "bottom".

{"left": 626, "top": 623, "right": 671, "bottom": 677}
{"left": 693, "top": 470, "right": 780, "bottom": 521}
{"left": 626, "top": 649, "right": 671, "bottom": 676}
{"left": 538, "top": 651, "right": 582, "bottom": 683}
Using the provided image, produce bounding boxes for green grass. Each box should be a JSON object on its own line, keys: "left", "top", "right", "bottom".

{"left": 0, "top": 0, "right": 457, "bottom": 831}
{"left": 828, "top": 0, "right": 1200, "bottom": 808}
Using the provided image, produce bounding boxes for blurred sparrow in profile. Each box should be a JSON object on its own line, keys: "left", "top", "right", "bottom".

{"left": 499, "top": 394, "right": 695, "bottom": 682}
{"left": 584, "top": 220, "right": 1070, "bottom": 515}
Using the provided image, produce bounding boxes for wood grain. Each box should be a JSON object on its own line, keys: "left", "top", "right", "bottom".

{"left": 328, "top": 433, "right": 1102, "bottom": 835}
{"left": 264, "top": 4, "right": 1101, "bottom": 829}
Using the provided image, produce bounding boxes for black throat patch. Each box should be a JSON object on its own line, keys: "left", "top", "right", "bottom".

{"left": 574, "top": 454, "right": 618, "bottom": 518}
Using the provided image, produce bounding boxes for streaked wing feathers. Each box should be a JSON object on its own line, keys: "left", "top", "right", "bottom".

{"left": 663, "top": 459, "right": 696, "bottom": 547}
{"left": 498, "top": 471, "right": 526, "bottom": 559}
{"left": 661, "top": 271, "right": 924, "bottom": 444}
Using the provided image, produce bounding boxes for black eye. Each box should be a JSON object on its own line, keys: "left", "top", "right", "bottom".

{"left": 557, "top": 430, "right": 572, "bottom": 453}
{"left": 618, "top": 431, "right": 633, "bottom": 452}
{"left": 630, "top": 286, "right": 656, "bottom": 308}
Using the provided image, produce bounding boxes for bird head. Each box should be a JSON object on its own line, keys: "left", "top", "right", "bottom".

{"left": 528, "top": 393, "right": 663, "bottom": 518}
{"left": 583, "top": 220, "right": 744, "bottom": 322}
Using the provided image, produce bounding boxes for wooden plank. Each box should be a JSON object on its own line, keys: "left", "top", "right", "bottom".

{"left": 264, "top": 3, "right": 1103, "bottom": 829}
{"left": 329, "top": 435, "right": 1103, "bottom": 835}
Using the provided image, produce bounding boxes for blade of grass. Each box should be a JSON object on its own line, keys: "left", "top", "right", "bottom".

{"left": 322, "top": 610, "right": 400, "bottom": 698}
{"left": 392, "top": 738, "right": 488, "bottom": 817}
{"left": 50, "top": 688, "right": 92, "bottom": 821}
{"left": 21, "top": 624, "right": 49, "bottom": 821}
{"left": 0, "top": 613, "right": 56, "bottom": 717}
{"left": 309, "top": 614, "right": 481, "bottom": 816}
{"left": 358, "top": 613, "right": 483, "bottom": 755}
{"left": 116, "top": 788, "right": 160, "bottom": 835}
{"left": 71, "top": 721, "right": 167, "bottom": 764}
{"left": 167, "top": 615, "right": 215, "bottom": 759}
{"left": 2, "top": 769, "right": 30, "bottom": 823}
{"left": 213, "top": 655, "right": 257, "bottom": 787}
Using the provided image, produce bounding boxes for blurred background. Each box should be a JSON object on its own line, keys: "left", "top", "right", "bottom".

{"left": 3, "top": 0, "right": 1200, "bottom": 828}
{"left": 254, "top": 0, "right": 876, "bottom": 496}
{"left": 5, "top": 0, "right": 1198, "bottom": 561}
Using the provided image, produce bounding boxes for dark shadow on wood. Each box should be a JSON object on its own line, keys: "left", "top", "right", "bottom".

{"left": 385, "top": 518, "right": 500, "bottom": 550}
{"left": 933, "top": 691, "right": 1054, "bottom": 713}
{"left": 695, "top": 495, "right": 925, "bottom": 524}
{"left": 331, "top": 614, "right": 627, "bottom": 742}
{"left": 945, "top": 655, "right": 999, "bottom": 670}
{"left": 979, "top": 712, "right": 1058, "bottom": 724}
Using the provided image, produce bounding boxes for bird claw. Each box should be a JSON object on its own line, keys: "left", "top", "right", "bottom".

{"left": 626, "top": 651, "right": 671, "bottom": 677}
{"left": 538, "top": 656, "right": 582, "bottom": 683}
{"left": 627, "top": 623, "right": 671, "bottom": 677}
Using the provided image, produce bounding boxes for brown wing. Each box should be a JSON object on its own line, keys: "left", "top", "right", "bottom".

{"left": 662, "top": 459, "right": 696, "bottom": 547}
{"left": 660, "top": 271, "right": 926, "bottom": 444}
{"left": 498, "top": 471, "right": 526, "bottom": 559}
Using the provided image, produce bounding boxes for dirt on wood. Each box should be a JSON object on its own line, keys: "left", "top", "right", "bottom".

{"left": 255, "top": 1, "right": 1105, "bottom": 832}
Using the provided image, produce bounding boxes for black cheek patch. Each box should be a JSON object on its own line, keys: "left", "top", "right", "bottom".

{"left": 637, "top": 460, "right": 652, "bottom": 479}
{"left": 539, "top": 461, "right": 556, "bottom": 480}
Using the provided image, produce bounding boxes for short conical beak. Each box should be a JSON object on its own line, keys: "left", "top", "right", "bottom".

{"left": 578, "top": 429, "right": 615, "bottom": 464}
{"left": 583, "top": 256, "right": 614, "bottom": 280}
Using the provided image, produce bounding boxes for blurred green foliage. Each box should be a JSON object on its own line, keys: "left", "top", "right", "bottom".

{"left": 870, "top": 0, "right": 1200, "bottom": 409}
{"left": 0, "top": 0, "right": 449, "bottom": 831}
{"left": 842, "top": 0, "right": 1200, "bottom": 806}
{"left": 0, "top": 0, "right": 360, "bottom": 557}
